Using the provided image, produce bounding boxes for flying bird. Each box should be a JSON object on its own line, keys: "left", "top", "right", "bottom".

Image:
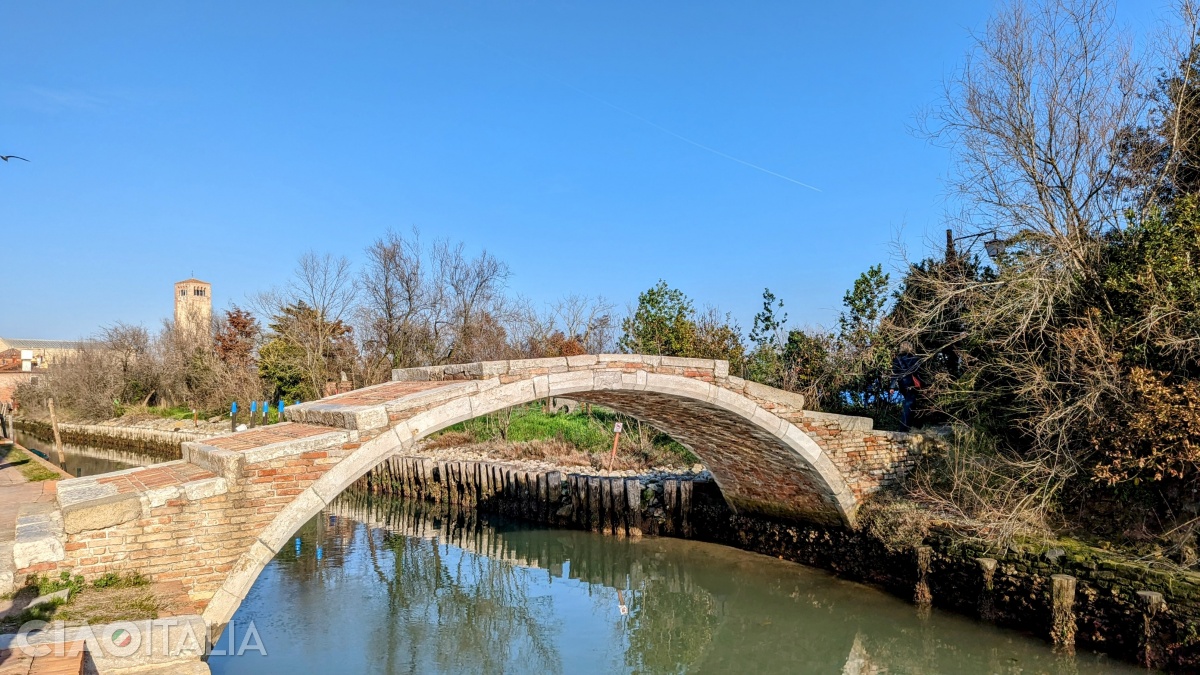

{"left": 1, "top": 155, "right": 29, "bottom": 162}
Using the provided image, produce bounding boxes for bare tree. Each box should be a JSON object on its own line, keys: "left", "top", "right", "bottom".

{"left": 357, "top": 231, "right": 513, "bottom": 369}
{"left": 1117, "top": 1, "right": 1200, "bottom": 210}
{"left": 359, "top": 229, "right": 434, "bottom": 375}
{"left": 553, "top": 295, "right": 616, "bottom": 354}
{"left": 434, "top": 240, "right": 510, "bottom": 363}
{"left": 926, "top": 0, "right": 1148, "bottom": 264}
{"left": 100, "top": 322, "right": 149, "bottom": 381}
{"left": 897, "top": 0, "right": 1163, "bottom": 538}
{"left": 257, "top": 251, "right": 359, "bottom": 399}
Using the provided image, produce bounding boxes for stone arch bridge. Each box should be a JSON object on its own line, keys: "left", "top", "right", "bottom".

{"left": 5, "top": 355, "right": 924, "bottom": 635}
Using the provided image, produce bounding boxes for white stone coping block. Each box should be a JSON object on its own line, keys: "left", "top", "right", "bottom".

{"left": 285, "top": 401, "right": 388, "bottom": 431}
{"left": 658, "top": 355, "right": 716, "bottom": 370}
{"left": 392, "top": 365, "right": 445, "bottom": 382}
{"left": 507, "top": 356, "right": 570, "bottom": 373}
{"left": 142, "top": 476, "right": 229, "bottom": 509}
{"left": 382, "top": 380, "right": 492, "bottom": 412}
{"left": 240, "top": 430, "right": 350, "bottom": 465}
{"left": 59, "top": 491, "right": 143, "bottom": 536}
{"left": 799, "top": 410, "right": 875, "bottom": 432}
{"left": 183, "top": 429, "right": 349, "bottom": 474}
{"left": 181, "top": 443, "right": 245, "bottom": 482}
{"left": 13, "top": 504, "right": 65, "bottom": 569}
{"left": 743, "top": 380, "right": 807, "bottom": 411}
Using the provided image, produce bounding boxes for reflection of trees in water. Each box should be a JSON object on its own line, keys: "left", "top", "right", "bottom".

{"left": 338, "top": 492, "right": 727, "bottom": 675}
{"left": 329, "top": 494, "right": 564, "bottom": 674}
{"left": 621, "top": 571, "right": 720, "bottom": 674}
{"left": 276, "top": 491, "right": 1127, "bottom": 675}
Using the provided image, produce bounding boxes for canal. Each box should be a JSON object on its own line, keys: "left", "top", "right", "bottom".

{"left": 13, "top": 428, "right": 156, "bottom": 476}
{"left": 208, "top": 493, "right": 1144, "bottom": 674}
{"left": 11, "top": 430, "right": 1151, "bottom": 673}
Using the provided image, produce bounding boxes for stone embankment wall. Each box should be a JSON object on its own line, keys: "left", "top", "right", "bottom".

{"left": 355, "top": 455, "right": 1200, "bottom": 671}
{"left": 14, "top": 418, "right": 215, "bottom": 458}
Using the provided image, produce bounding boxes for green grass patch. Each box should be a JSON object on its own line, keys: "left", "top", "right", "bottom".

{"left": 37, "top": 571, "right": 85, "bottom": 596}
{"left": 0, "top": 443, "right": 62, "bottom": 482}
{"left": 0, "top": 571, "right": 166, "bottom": 631}
{"left": 441, "top": 404, "right": 697, "bottom": 464}
{"left": 89, "top": 571, "right": 149, "bottom": 590}
{"left": 145, "top": 405, "right": 197, "bottom": 420}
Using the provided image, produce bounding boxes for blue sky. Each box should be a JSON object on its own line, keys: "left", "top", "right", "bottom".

{"left": 0, "top": 1, "right": 1167, "bottom": 339}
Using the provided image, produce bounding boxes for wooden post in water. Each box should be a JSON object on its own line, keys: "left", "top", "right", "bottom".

{"left": 46, "top": 398, "right": 66, "bottom": 466}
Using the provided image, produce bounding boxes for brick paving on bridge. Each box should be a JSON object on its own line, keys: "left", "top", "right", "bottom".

{"left": 95, "top": 462, "right": 216, "bottom": 495}
{"left": 205, "top": 422, "right": 334, "bottom": 452}
{"left": 317, "top": 380, "right": 452, "bottom": 408}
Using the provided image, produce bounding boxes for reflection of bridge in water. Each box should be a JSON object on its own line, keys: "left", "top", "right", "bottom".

{"left": 305, "top": 491, "right": 1102, "bottom": 675}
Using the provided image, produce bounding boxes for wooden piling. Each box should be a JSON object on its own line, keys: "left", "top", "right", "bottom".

{"left": 976, "top": 558, "right": 997, "bottom": 621}
{"left": 46, "top": 397, "right": 65, "bottom": 466}
{"left": 914, "top": 545, "right": 933, "bottom": 610}
{"left": 1050, "top": 574, "right": 1077, "bottom": 652}
{"left": 663, "top": 479, "right": 679, "bottom": 536}
{"left": 1137, "top": 590, "right": 1167, "bottom": 668}
{"left": 625, "top": 478, "right": 642, "bottom": 537}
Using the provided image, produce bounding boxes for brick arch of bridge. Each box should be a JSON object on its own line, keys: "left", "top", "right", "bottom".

{"left": 197, "top": 356, "right": 887, "bottom": 630}
{"left": 14, "top": 356, "right": 920, "bottom": 637}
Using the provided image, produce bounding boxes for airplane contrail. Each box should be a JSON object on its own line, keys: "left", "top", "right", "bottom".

{"left": 479, "top": 42, "right": 821, "bottom": 192}
{"left": 559, "top": 82, "right": 822, "bottom": 192}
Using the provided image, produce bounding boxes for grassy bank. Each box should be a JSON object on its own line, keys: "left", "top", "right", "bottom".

{"left": 0, "top": 443, "right": 62, "bottom": 482}
{"left": 432, "top": 404, "right": 698, "bottom": 470}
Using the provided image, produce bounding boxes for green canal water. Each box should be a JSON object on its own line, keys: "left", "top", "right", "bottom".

{"left": 207, "top": 493, "right": 1146, "bottom": 675}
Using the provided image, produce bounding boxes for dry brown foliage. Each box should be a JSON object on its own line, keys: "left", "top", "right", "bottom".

{"left": 904, "top": 427, "right": 1057, "bottom": 548}
{"left": 1092, "top": 367, "right": 1200, "bottom": 485}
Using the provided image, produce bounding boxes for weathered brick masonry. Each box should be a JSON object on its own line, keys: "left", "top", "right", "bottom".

{"left": 3, "top": 355, "right": 923, "bottom": 634}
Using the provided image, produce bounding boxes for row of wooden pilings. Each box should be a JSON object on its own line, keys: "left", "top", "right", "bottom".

{"left": 354, "top": 455, "right": 700, "bottom": 539}
{"left": 912, "top": 545, "right": 1168, "bottom": 667}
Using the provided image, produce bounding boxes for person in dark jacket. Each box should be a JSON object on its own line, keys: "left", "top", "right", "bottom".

{"left": 890, "top": 342, "right": 921, "bottom": 432}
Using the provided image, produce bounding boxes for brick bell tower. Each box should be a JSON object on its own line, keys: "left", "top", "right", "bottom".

{"left": 174, "top": 278, "right": 213, "bottom": 338}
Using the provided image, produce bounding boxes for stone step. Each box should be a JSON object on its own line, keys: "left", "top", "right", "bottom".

{"left": 12, "top": 503, "right": 64, "bottom": 573}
